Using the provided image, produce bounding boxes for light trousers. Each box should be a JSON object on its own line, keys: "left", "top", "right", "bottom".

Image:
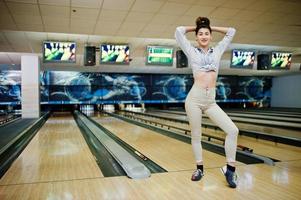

{"left": 185, "top": 85, "right": 239, "bottom": 163}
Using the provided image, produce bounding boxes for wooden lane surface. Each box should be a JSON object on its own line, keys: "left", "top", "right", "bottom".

{"left": 227, "top": 110, "right": 301, "bottom": 117}
{"left": 0, "top": 113, "right": 103, "bottom": 186}
{"left": 157, "top": 109, "right": 301, "bottom": 122}
{"left": 276, "top": 160, "right": 301, "bottom": 172}
{"left": 209, "top": 130, "right": 301, "bottom": 161}
{"left": 136, "top": 112, "right": 301, "bottom": 161}
{"left": 92, "top": 114, "right": 244, "bottom": 172}
{"left": 0, "top": 161, "right": 300, "bottom": 200}
{"left": 167, "top": 109, "right": 301, "bottom": 118}
{"left": 225, "top": 112, "right": 301, "bottom": 122}
{"left": 147, "top": 110, "right": 301, "bottom": 140}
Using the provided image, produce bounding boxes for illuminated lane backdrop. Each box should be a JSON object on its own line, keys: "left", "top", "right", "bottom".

{"left": 0, "top": 71, "right": 21, "bottom": 105}
{"left": 0, "top": 70, "right": 271, "bottom": 106}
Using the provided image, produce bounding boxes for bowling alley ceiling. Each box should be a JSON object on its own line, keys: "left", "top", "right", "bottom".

{"left": 0, "top": 0, "right": 301, "bottom": 70}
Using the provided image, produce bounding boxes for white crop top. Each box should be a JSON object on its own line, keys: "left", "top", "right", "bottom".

{"left": 175, "top": 26, "right": 236, "bottom": 76}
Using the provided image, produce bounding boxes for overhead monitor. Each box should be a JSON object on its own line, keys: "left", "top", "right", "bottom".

{"left": 100, "top": 44, "right": 130, "bottom": 64}
{"left": 230, "top": 49, "right": 255, "bottom": 68}
{"left": 146, "top": 46, "right": 174, "bottom": 66}
{"left": 270, "top": 52, "right": 292, "bottom": 69}
{"left": 43, "top": 41, "right": 76, "bottom": 63}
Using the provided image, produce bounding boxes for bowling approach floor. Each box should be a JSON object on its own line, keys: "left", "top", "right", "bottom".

{"left": 119, "top": 111, "right": 301, "bottom": 162}
{"left": 0, "top": 112, "right": 301, "bottom": 199}
{"left": 147, "top": 110, "right": 301, "bottom": 139}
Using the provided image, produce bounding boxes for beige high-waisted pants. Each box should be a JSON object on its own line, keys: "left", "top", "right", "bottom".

{"left": 185, "top": 85, "right": 239, "bottom": 163}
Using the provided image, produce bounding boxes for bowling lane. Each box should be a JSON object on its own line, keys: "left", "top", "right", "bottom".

{"left": 157, "top": 109, "right": 301, "bottom": 123}
{"left": 0, "top": 113, "right": 103, "bottom": 185}
{"left": 148, "top": 110, "right": 301, "bottom": 139}
{"left": 92, "top": 113, "right": 244, "bottom": 172}
{"left": 225, "top": 112, "right": 301, "bottom": 123}
{"left": 0, "top": 162, "right": 300, "bottom": 199}
{"left": 226, "top": 109, "right": 301, "bottom": 116}
{"left": 130, "top": 112, "right": 301, "bottom": 161}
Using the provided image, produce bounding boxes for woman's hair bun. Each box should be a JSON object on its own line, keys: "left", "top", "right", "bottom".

{"left": 196, "top": 17, "right": 210, "bottom": 27}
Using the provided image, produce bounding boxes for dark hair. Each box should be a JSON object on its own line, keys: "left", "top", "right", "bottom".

{"left": 195, "top": 17, "right": 211, "bottom": 35}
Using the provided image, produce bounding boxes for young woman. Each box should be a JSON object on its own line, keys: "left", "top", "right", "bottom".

{"left": 175, "top": 17, "right": 239, "bottom": 188}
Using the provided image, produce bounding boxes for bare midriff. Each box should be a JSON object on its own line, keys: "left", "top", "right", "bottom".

{"left": 193, "top": 71, "right": 217, "bottom": 89}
